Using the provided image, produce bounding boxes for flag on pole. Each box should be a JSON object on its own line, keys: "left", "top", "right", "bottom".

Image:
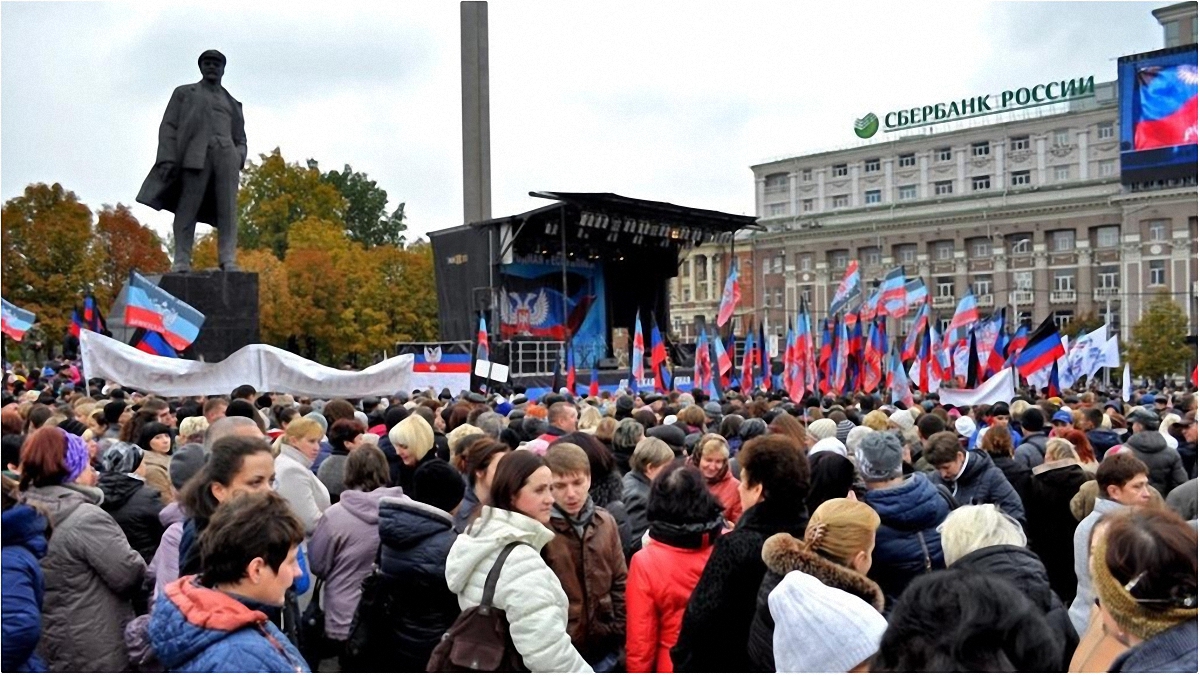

{"left": 888, "top": 341, "right": 914, "bottom": 408}
{"left": 828, "top": 261, "right": 861, "bottom": 317}
{"left": 716, "top": 259, "right": 742, "bottom": 327}
{"left": 70, "top": 309, "right": 84, "bottom": 338}
{"left": 862, "top": 316, "right": 886, "bottom": 392}
{"left": 904, "top": 278, "right": 928, "bottom": 309}
{"left": 1013, "top": 316, "right": 1067, "bottom": 378}
{"left": 944, "top": 291, "right": 980, "bottom": 351}
{"left": 902, "top": 303, "right": 929, "bottom": 361}
{"left": 1100, "top": 335, "right": 1121, "bottom": 369}
{"left": 832, "top": 317, "right": 850, "bottom": 395}
{"left": 1122, "top": 363, "right": 1132, "bottom": 402}
{"left": 880, "top": 267, "right": 908, "bottom": 318}
{"left": 695, "top": 326, "right": 712, "bottom": 393}
{"left": 939, "top": 369, "right": 1017, "bottom": 408}
{"left": 1, "top": 298, "right": 36, "bottom": 342}
{"left": 131, "top": 328, "right": 179, "bottom": 358}
{"left": 589, "top": 354, "right": 600, "bottom": 397}
{"left": 632, "top": 312, "right": 645, "bottom": 383}
{"left": 758, "top": 321, "right": 770, "bottom": 392}
{"left": 714, "top": 333, "right": 732, "bottom": 390}
{"left": 742, "top": 330, "right": 757, "bottom": 393}
{"left": 566, "top": 342, "right": 576, "bottom": 394}
{"left": 476, "top": 314, "right": 489, "bottom": 362}
{"left": 650, "top": 316, "right": 671, "bottom": 393}
{"left": 1005, "top": 322, "right": 1030, "bottom": 366}
{"left": 819, "top": 316, "right": 835, "bottom": 394}
{"left": 860, "top": 286, "right": 882, "bottom": 323}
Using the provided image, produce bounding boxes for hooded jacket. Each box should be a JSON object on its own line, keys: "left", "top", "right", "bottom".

{"left": 545, "top": 499, "right": 628, "bottom": 662}
{"left": 1125, "top": 430, "right": 1188, "bottom": 496}
{"left": 671, "top": 499, "right": 809, "bottom": 673}
{"left": 929, "top": 449, "right": 1026, "bottom": 523}
{"left": 1013, "top": 431, "right": 1048, "bottom": 470}
{"left": 952, "top": 545, "right": 1078, "bottom": 670}
{"left": 445, "top": 506, "right": 592, "bottom": 673}
{"left": 1026, "top": 460, "right": 1091, "bottom": 604}
{"left": 365, "top": 495, "right": 462, "bottom": 672}
{"left": 625, "top": 534, "right": 716, "bottom": 673}
{"left": 21, "top": 483, "right": 146, "bottom": 673}
{"left": 97, "top": 471, "right": 165, "bottom": 563}
{"left": 2, "top": 505, "right": 48, "bottom": 672}
{"left": 149, "top": 502, "right": 187, "bottom": 599}
{"left": 308, "top": 485, "right": 404, "bottom": 640}
{"left": 747, "top": 532, "right": 885, "bottom": 672}
{"left": 863, "top": 472, "right": 951, "bottom": 611}
{"left": 1085, "top": 428, "right": 1122, "bottom": 458}
{"left": 148, "top": 576, "right": 308, "bottom": 672}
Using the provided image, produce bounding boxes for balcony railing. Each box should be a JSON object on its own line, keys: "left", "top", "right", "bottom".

{"left": 933, "top": 296, "right": 957, "bottom": 309}
{"left": 1051, "top": 290, "right": 1077, "bottom": 304}
{"left": 1093, "top": 287, "right": 1120, "bottom": 301}
{"left": 1012, "top": 290, "right": 1035, "bottom": 306}
{"left": 976, "top": 294, "right": 994, "bottom": 306}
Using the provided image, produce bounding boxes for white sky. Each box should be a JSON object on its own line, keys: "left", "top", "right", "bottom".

{"left": 1, "top": 1, "right": 1167, "bottom": 243}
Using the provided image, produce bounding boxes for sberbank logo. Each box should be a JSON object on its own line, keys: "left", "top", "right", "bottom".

{"left": 854, "top": 113, "right": 879, "bottom": 139}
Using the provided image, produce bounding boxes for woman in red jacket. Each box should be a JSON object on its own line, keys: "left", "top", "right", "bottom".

{"left": 693, "top": 434, "right": 742, "bottom": 526}
{"left": 626, "top": 463, "right": 726, "bottom": 672}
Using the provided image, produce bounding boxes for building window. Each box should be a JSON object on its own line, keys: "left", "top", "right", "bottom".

{"left": 683, "top": 287, "right": 691, "bottom": 302}
{"left": 775, "top": 290, "right": 783, "bottom": 307}
{"left": 971, "top": 142, "right": 990, "bottom": 157}
{"left": 934, "top": 240, "right": 955, "bottom": 260}
{"left": 973, "top": 276, "right": 993, "bottom": 297}
{"left": 898, "top": 184, "right": 917, "bottom": 200}
{"left": 831, "top": 251, "right": 849, "bottom": 269}
{"left": 801, "top": 286, "right": 812, "bottom": 304}
{"left": 1100, "top": 160, "right": 1116, "bottom": 177}
{"left": 773, "top": 255, "right": 783, "bottom": 274}
{"left": 801, "top": 168, "right": 812, "bottom": 181}
{"left": 1010, "top": 136, "right": 1030, "bottom": 151}
{"left": 1095, "top": 226, "right": 1120, "bottom": 248}
{"left": 934, "top": 180, "right": 953, "bottom": 195}
{"left": 1054, "top": 165, "right": 1070, "bottom": 182}
{"left": 937, "top": 278, "right": 955, "bottom": 297}
{"left": 864, "top": 189, "right": 881, "bottom": 204}
{"left": 799, "top": 255, "right": 812, "bottom": 271}
{"left": 896, "top": 244, "right": 917, "bottom": 264}
{"left": 1054, "top": 272, "right": 1075, "bottom": 292}
{"left": 862, "top": 247, "right": 881, "bottom": 266}
{"left": 1051, "top": 230, "right": 1076, "bottom": 252}
{"left": 864, "top": 158, "right": 880, "bottom": 173}
{"left": 832, "top": 164, "right": 848, "bottom": 178}
{"left": 766, "top": 202, "right": 788, "bottom": 217}
{"left": 802, "top": 198, "right": 814, "bottom": 212}
{"left": 1053, "top": 311, "right": 1075, "bottom": 329}
{"left": 832, "top": 194, "right": 849, "bottom": 208}
{"left": 939, "top": 317, "right": 952, "bottom": 333}
{"left": 1097, "top": 122, "right": 1114, "bottom": 140}
{"left": 1011, "top": 170, "right": 1031, "bottom": 186}
{"left": 899, "top": 153, "right": 916, "bottom": 168}
{"left": 1054, "top": 129, "right": 1070, "bottom": 146}
{"left": 936, "top": 147, "right": 953, "bottom": 162}
{"left": 1147, "top": 219, "right": 1169, "bottom": 241}
{"left": 972, "top": 175, "right": 991, "bottom": 191}
{"left": 1013, "top": 270, "right": 1033, "bottom": 290}
{"left": 1097, "top": 267, "right": 1119, "bottom": 289}
{"left": 762, "top": 258, "right": 770, "bottom": 275}
{"left": 1164, "top": 19, "right": 1181, "bottom": 47}
{"left": 764, "top": 173, "right": 788, "bottom": 194}
{"left": 971, "top": 238, "right": 991, "bottom": 258}
{"left": 1010, "top": 235, "right": 1032, "bottom": 255}
{"left": 1149, "top": 260, "right": 1166, "bottom": 286}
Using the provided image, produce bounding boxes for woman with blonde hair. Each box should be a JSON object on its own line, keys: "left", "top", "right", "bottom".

{"left": 388, "top": 414, "right": 437, "bottom": 493}
{"left": 274, "top": 416, "right": 331, "bottom": 535}
{"left": 692, "top": 433, "right": 741, "bottom": 525}
{"left": 578, "top": 406, "right": 603, "bottom": 433}
{"left": 747, "top": 498, "right": 885, "bottom": 672}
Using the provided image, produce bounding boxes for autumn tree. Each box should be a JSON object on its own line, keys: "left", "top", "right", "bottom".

{"left": 321, "top": 165, "right": 408, "bottom": 247}
{"left": 1128, "top": 293, "right": 1193, "bottom": 380}
{"left": 94, "top": 204, "right": 171, "bottom": 304}
{"left": 238, "top": 149, "right": 346, "bottom": 259}
{"left": 1, "top": 183, "right": 101, "bottom": 341}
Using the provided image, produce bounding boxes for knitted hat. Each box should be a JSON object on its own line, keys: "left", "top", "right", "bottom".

{"left": 411, "top": 459, "right": 465, "bottom": 514}
{"left": 303, "top": 411, "right": 329, "bottom": 435}
{"left": 1090, "top": 534, "right": 1198, "bottom": 642}
{"left": 137, "top": 422, "right": 172, "bottom": 452}
{"left": 954, "top": 416, "right": 977, "bottom": 438}
{"left": 835, "top": 419, "right": 855, "bottom": 445}
{"left": 808, "top": 418, "right": 838, "bottom": 442}
{"left": 810, "top": 437, "right": 847, "bottom": 458}
{"left": 103, "top": 400, "right": 128, "bottom": 425}
{"left": 59, "top": 428, "right": 89, "bottom": 483}
{"left": 856, "top": 431, "right": 903, "bottom": 481}
{"left": 845, "top": 426, "right": 872, "bottom": 457}
{"left": 169, "top": 443, "right": 207, "bottom": 489}
{"left": 768, "top": 570, "right": 887, "bottom": 673}
{"left": 888, "top": 410, "right": 915, "bottom": 433}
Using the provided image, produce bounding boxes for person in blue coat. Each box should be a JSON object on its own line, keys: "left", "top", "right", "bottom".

{"left": 149, "top": 491, "right": 309, "bottom": 673}
{"left": 2, "top": 481, "right": 48, "bottom": 673}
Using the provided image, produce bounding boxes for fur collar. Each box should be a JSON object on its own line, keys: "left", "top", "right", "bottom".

{"left": 1031, "top": 457, "right": 1080, "bottom": 476}
{"left": 761, "top": 532, "right": 885, "bottom": 612}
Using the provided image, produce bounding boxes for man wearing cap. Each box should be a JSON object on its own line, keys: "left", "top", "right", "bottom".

{"left": 1049, "top": 409, "right": 1075, "bottom": 435}
{"left": 139, "top": 50, "right": 246, "bottom": 272}
{"left": 1123, "top": 407, "right": 1188, "bottom": 496}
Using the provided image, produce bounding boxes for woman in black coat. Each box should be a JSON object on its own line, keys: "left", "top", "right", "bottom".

{"left": 96, "top": 448, "right": 165, "bottom": 563}
{"left": 671, "top": 434, "right": 809, "bottom": 673}
{"left": 1025, "top": 439, "right": 1091, "bottom": 605}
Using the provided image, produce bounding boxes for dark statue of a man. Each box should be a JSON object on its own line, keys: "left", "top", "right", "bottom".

{"left": 137, "top": 49, "right": 247, "bottom": 272}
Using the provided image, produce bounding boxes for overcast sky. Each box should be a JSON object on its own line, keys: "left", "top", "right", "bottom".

{"left": 2, "top": 1, "right": 1167, "bottom": 244}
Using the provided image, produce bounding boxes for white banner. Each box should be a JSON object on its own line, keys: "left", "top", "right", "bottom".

{"left": 1100, "top": 335, "right": 1121, "bottom": 369}
{"left": 80, "top": 329, "right": 413, "bottom": 397}
{"left": 939, "top": 369, "right": 1016, "bottom": 408}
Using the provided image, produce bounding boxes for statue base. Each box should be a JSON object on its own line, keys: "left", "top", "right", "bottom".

{"left": 157, "top": 270, "right": 260, "bottom": 362}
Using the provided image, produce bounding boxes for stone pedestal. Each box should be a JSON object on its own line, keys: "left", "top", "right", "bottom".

{"left": 156, "top": 271, "right": 259, "bottom": 362}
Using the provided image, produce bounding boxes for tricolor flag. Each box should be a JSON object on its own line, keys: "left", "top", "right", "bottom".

{"left": 832, "top": 316, "right": 850, "bottom": 395}
{"left": 758, "top": 321, "right": 771, "bottom": 391}
{"left": 650, "top": 316, "right": 671, "bottom": 393}
{"left": 1013, "top": 316, "right": 1067, "bottom": 379}
{"left": 124, "top": 270, "right": 204, "bottom": 348}
{"left": 797, "top": 300, "right": 818, "bottom": 399}
{"left": 828, "top": 261, "right": 861, "bottom": 317}
{"left": 888, "top": 340, "right": 915, "bottom": 408}
{"left": 880, "top": 266, "right": 908, "bottom": 318}
{"left": 862, "top": 316, "right": 887, "bottom": 393}
{"left": 589, "top": 354, "right": 600, "bottom": 397}
{"left": 83, "top": 294, "right": 106, "bottom": 334}
{"left": 742, "top": 330, "right": 757, "bottom": 393}
{"left": 904, "top": 278, "right": 928, "bottom": 310}
{"left": 694, "top": 325, "right": 712, "bottom": 393}
{"left": 714, "top": 333, "right": 733, "bottom": 390}
{"left": 716, "top": 259, "right": 742, "bottom": 327}
{"left": 1, "top": 298, "right": 36, "bottom": 341}
{"left": 944, "top": 291, "right": 979, "bottom": 351}
{"left": 903, "top": 302, "right": 930, "bottom": 361}
{"left": 1006, "top": 322, "right": 1030, "bottom": 365}
{"left": 131, "top": 328, "right": 178, "bottom": 358}
{"left": 566, "top": 342, "right": 576, "bottom": 394}
{"left": 476, "top": 314, "right": 490, "bottom": 362}
{"left": 632, "top": 312, "right": 646, "bottom": 383}
{"left": 818, "top": 316, "right": 835, "bottom": 394}
{"left": 1134, "top": 64, "right": 1199, "bottom": 151}
{"left": 860, "top": 286, "right": 882, "bottom": 323}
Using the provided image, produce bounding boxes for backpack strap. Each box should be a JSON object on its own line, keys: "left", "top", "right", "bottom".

{"left": 916, "top": 530, "right": 933, "bottom": 573}
{"left": 480, "top": 541, "right": 525, "bottom": 611}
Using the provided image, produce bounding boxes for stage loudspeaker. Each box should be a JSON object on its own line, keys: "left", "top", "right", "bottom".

{"left": 473, "top": 288, "right": 492, "bottom": 312}
{"left": 598, "top": 357, "right": 619, "bottom": 370}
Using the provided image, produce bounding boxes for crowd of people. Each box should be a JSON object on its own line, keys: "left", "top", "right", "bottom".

{"left": 1, "top": 356, "right": 1197, "bottom": 673}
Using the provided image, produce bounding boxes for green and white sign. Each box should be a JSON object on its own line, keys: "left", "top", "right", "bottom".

{"left": 854, "top": 75, "right": 1096, "bottom": 138}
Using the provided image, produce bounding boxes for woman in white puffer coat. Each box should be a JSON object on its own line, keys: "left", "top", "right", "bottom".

{"left": 445, "top": 450, "right": 592, "bottom": 673}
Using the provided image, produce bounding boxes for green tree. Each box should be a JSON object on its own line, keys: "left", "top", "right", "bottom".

{"left": 1061, "top": 311, "right": 1105, "bottom": 339}
{"left": 1128, "top": 293, "right": 1193, "bottom": 380}
{"left": 1, "top": 183, "right": 101, "bottom": 341}
{"left": 320, "top": 165, "right": 408, "bottom": 247}
{"left": 238, "top": 149, "right": 346, "bottom": 259}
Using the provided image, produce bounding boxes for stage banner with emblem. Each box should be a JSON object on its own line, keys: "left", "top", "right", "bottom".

{"left": 498, "top": 260, "right": 607, "bottom": 367}
{"left": 393, "top": 342, "right": 473, "bottom": 395}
